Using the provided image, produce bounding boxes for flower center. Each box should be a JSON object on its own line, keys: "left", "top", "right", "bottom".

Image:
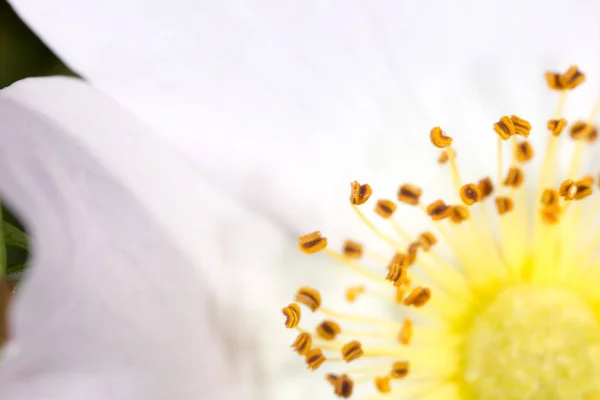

{"left": 464, "top": 284, "right": 600, "bottom": 399}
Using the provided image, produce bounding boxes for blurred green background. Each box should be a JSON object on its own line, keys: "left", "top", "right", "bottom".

{"left": 0, "top": 0, "right": 76, "bottom": 285}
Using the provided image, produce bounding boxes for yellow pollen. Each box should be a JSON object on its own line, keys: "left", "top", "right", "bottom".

{"left": 280, "top": 65, "right": 600, "bottom": 399}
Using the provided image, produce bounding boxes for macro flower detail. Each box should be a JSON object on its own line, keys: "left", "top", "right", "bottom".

{"left": 280, "top": 66, "right": 600, "bottom": 399}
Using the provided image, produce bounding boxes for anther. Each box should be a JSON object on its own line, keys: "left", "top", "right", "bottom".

{"left": 292, "top": 332, "right": 312, "bottom": 355}
{"left": 560, "top": 65, "right": 585, "bottom": 90}
{"left": 296, "top": 287, "right": 322, "bottom": 311}
{"left": 503, "top": 167, "right": 524, "bottom": 188}
{"left": 397, "top": 183, "right": 422, "bottom": 205}
{"left": 350, "top": 181, "right": 372, "bottom": 205}
{"left": 345, "top": 285, "right": 365, "bottom": 303}
{"left": 541, "top": 205, "right": 561, "bottom": 225}
{"left": 426, "top": 200, "right": 451, "bottom": 220}
{"left": 316, "top": 320, "right": 342, "bottom": 341}
{"left": 565, "top": 179, "right": 593, "bottom": 201}
{"left": 395, "top": 285, "right": 409, "bottom": 304}
{"left": 341, "top": 340, "right": 364, "bottom": 363}
{"left": 559, "top": 179, "right": 574, "bottom": 197}
{"left": 478, "top": 177, "right": 494, "bottom": 199}
{"left": 282, "top": 303, "right": 301, "bottom": 328}
{"left": 374, "top": 199, "right": 397, "bottom": 219}
{"left": 510, "top": 115, "right": 532, "bottom": 138}
{"left": 541, "top": 188, "right": 559, "bottom": 207}
{"left": 417, "top": 232, "right": 437, "bottom": 251}
{"left": 438, "top": 148, "right": 456, "bottom": 164}
{"left": 570, "top": 121, "right": 598, "bottom": 142}
{"left": 403, "top": 287, "right": 431, "bottom": 307}
{"left": 494, "top": 116, "right": 515, "bottom": 140}
{"left": 548, "top": 118, "right": 567, "bottom": 136}
{"left": 386, "top": 262, "right": 408, "bottom": 286}
{"left": 398, "top": 319, "right": 413, "bottom": 345}
{"left": 391, "top": 361, "right": 410, "bottom": 379}
{"left": 342, "top": 240, "right": 363, "bottom": 259}
{"left": 460, "top": 183, "right": 482, "bottom": 206}
{"left": 450, "top": 205, "right": 469, "bottom": 224}
{"left": 495, "top": 197, "right": 514, "bottom": 215}
{"left": 545, "top": 71, "right": 563, "bottom": 90}
{"left": 374, "top": 376, "right": 391, "bottom": 393}
{"left": 407, "top": 242, "right": 419, "bottom": 265}
{"left": 515, "top": 141, "right": 534, "bottom": 163}
{"left": 305, "top": 348, "right": 326, "bottom": 371}
{"left": 331, "top": 374, "right": 354, "bottom": 398}
{"left": 299, "top": 231, "right": 328, "bottom": 254}
{"left": 430, "top": 126, "right": 453, "bottom": 148}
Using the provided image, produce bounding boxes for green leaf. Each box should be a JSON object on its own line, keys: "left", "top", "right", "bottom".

{"left": 3, "top": 222, "right": 28, "bottom": 251}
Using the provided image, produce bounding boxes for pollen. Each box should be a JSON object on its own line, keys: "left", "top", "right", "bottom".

{"left": 280, "top": 65, "right": 600, "bottom": 399}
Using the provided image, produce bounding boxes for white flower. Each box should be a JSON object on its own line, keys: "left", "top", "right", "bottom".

{"left": 4, "top": 0, "right": 600, "bottom": 399}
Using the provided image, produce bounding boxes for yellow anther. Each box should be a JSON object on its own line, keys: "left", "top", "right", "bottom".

{"left": 395, "top": 284, "right": 409, "bottom": 304}
{"left": 342, "top": 240, "right": 363, "bottom": 259}
{"left": 328, "top": 374, "right": 354, "bottom": 398}
{"left": 438, "top": 148, "right": 456, "bottom": 164}
{"left": 417, "top": 231, "right": 437, "bottom": 251}
{"left": 540, "top": 205, "right": 561, "bottom": 225}
{"left": 374, "top": 376, "right": 391, "bottom": 393}
{"left": 403, "top": 287, "right": 431, "bottom": 307}
{"left": 391, "top": 361, "right": 410, "bottom": 379}
{"left": 316, "top": 320, "right": 342, "bottom": 341}
{"left": 299, "top": 231, "right": 328, "bottom": 254}
{"left": 570, "top": 121, "right": 598, "bottom": 142}
{"left": 350, "top": 181, "right": 372, "bottom": 205}
{"left": 430, "top": 126, "right": 453, "bottom": 148}
{"left": 388, "top": 252, "right": 410, "bottom": 270}
{"left": 565, "top": 179, "right": 593, "bottom": 201}
{"left": 515, "top": 141, "right": 534, "bottom": 163}
{"left": 374, "top": 199, "right": 397, "bottom": 219}
{"left": 460, "top": 183, "right": 482, "bottom": 206}
{"left": 495, "top": 197, "right": 514, "bottom": 215}
{"left": 291, "top": 332, "right": 312, "bottom": 355}
{"left": 305, "top": 348, "right": 326, "bottom": 371}
{"left": 510, "top": 115, "right": 532, "bottom": 138}
{"left": 282, "top": 303, "right": 301, "bottom": 328}
{"left": 345, "top": 285, "right": 365, "bottom": 303}
{"left": 560, "top": 65, "right": 586, "bottom": 90}
{"left": 296, "top": 287, "right": 322, "bottom": 312}
{"left": 504, "top": 167, "right": 524, "bottom": 188}
{"left": 559, "top": 179, "right": 574, "bottom": 197}
{"left": 386, "top": 262, "right": 408, "bottom": 287}
{"left": 494, "top": 116, "right": 515, "bottom": 140}
{"left": 426, "top": 199, "right": 451, "bottom": 221}
{"left": 341, "top": 340, "right": 364, "bottom": 362}
{"left": 548, "top": 118, "right": 567, "bottom": 136}
{"left": 450, "top": 205, "right": 470, "bottom": 224}
{"left": 478, "top": 177, "right": 494, "bottom": 199}
{"left": 398, "top": 319, "right": 413, "bottom": 345}
{"left": 541, "top": 188, "right": 559, "bottom": 207}
{"left": 407, "top": 242, "right": 420, "bottom": 265}
{"left": 397, "top": 183, "right": 422, "bottom": 205}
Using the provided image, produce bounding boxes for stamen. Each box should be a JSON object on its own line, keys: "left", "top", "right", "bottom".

{"left": 449, "top": 205, "right": 469, "bottom": 223}
{"left": 430, "top": 126, "right": 453, "bottom": 148}
{"left": 391, "top": 361, "right": 410, "bottom": 379}
{"left": 570, "top": 121, "right": 598, "bottom": 141}
{"left": 515, "top": 141, "right": 534, "bottom": 163}
{"left": 317, "top": 320, "right": 342, "bottom": 340}
{"left": 398, "top": 319, "right": 413, "bottom": 345}
{"left": 403, "top": 287, "right": 431, "bottom": 307}
{"left": 326, "top": 374, "right": 354, "bottom": 398}
{"left": 478, "top": 177, "right": 494, "bottom": 199}
{"left": 306, "top": 348, "right": 327, "bottom": 370}
{"left": 350, "top": 181, "right": 373, "bottom": 205}
{"left": 292, "top": 332, "right": 313, "bottom": 355}
{"left": 296, "top": 287, "right": 322, "bottom": 311}
{"left": 426, "top": 200, "right": 451, "bottom": 221}
{"left": 341, "top": 340, "right": 364, "bottom": 362}
{"left": 345, "top": 285, "right": 365, "bottom": 302}
{"left": 397, "top": 183, "right": 423, "bottom": 205}
{"left": 495, "top": 197, "right": 514, "bottom": 215}
{"left": 493, "top": 116, "right": 515, "bottom": 140}
{"left": 548, "top": 118, "right": 567, "bottom": 136}
{"left": 503, "top": 167, "right": 524, "bottom": 188}
{"left": 417, "top": 232, "right": 437, "bottom": 251}
{"left": 299, "top": 231, "right": 328, "bottom": 254}
{"left": 460, "top": 183, "right": 482, "bottom": 206}
{"left": 438, "top": 149, "right": 456, "bottom": 164}
{"left": 282, "top": 303, "right": 301, "bottom": 328}
{"left": 374, "top": 376, "right": 391, "bottom": 393}
{"left": 342, "top": 240, "right": 363, "bottom": 259}
{"left": 510, "top": 115, "right": 532, "bottom": 138}
{"left": 374, "top": 199, "right": 397, "bottom": 219}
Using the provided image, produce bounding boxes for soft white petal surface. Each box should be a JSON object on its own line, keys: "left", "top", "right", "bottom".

{"left": 0, "top": 77, "right": 322, "bottom": 399}
{"left": 8, "top": 0, "right": 600, "bottom": 236}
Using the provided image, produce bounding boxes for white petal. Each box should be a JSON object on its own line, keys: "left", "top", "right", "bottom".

{"left": 9, "top": 0, "right": 600, "bottom": 234}
{"left": 0, "top": 77, "right": 303, "bottom": 399}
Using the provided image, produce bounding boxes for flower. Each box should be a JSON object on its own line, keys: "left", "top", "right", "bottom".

{"left": 6, "top": 0, "right": 600, "bottom": 398}
{"left": 283, "top": 67, "right": 600, "bottom": 398}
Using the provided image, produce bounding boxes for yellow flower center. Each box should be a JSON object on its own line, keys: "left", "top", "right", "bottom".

{"left": 464, "top": 285, "right": 600, "bottom": 399}
{"left": 280, "top": 66, "right": 600, "bottom": 399}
